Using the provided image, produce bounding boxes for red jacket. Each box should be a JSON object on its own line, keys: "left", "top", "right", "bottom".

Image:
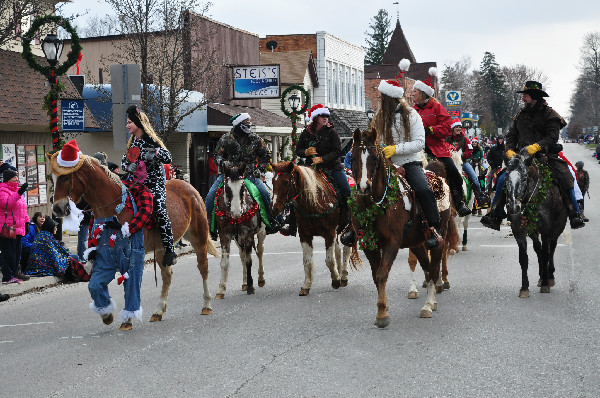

{"left": 446, "top": 131, "right": 473, "bottom": 161}
{"left": 414, "top": 100, "right": 452, "bottom": 158}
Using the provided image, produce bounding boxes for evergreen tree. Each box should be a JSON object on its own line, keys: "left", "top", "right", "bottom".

{"left": 364, "top": 9, "right": 392, "bottom": 65}
{"left": 474, "top": 52, "right": 511, "bottom": 132}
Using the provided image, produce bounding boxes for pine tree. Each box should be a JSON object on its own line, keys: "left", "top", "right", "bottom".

{"left": 364, "top": 9, "right": 392, "bottom": 65}
{"left": 475, "top": 52, "right": 511, "bottom": 133}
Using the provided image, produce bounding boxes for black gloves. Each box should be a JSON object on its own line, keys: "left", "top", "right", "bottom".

{"left": 18, "top": 182, "right": 29, "bottom": 196}
{"left": 105, "top": 217, "right": 122, "bottom": 230}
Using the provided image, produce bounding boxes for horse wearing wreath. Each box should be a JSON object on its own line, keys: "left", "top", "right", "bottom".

{"left": 271, "top": 161, "right": 351, "bottom": 296}
{"left": 349, "top": 128, "right": 453, "bottom": 328}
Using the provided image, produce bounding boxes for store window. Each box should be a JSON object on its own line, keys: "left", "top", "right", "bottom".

{"left": 1, "top": 144, "right": 48, "bottom": 206}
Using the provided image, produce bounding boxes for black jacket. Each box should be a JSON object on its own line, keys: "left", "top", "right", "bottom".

{"left": 296, "top": 123, "right": 343, "bottom": 171}
{"left": 487, "top": 144, "right": 505, "bottom": 170}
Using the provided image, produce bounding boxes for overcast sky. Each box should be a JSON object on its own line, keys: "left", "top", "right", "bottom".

{"left": 60, "top": 0, "right": 600, "bottom": 119}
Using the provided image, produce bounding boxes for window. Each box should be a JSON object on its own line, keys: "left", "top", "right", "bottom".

{"left": 340, "top": 66, "right": 345, "bottom": 106}
{"left": 333, "top": 64, "right": 338, "bottom": 104}
{"left": 327, "top": 61, "right": 332, "bottom": 104}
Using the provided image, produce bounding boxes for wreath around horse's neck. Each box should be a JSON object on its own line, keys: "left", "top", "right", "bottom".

{"left": 518, "top": 158, "right": 553, "bottom": 235}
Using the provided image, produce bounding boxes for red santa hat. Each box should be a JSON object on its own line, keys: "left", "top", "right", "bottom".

{"left": 378, "top": 79, "right": 404, "bottom": 98}
{"left": 471, "top": 136, "right": 479, "bottom": 143}
{"left": 450, "top": 118, "right": 462, "bottom": 129}
{"left": 413, "top": 67, "right": 438, "bottom": 97}
{"left": 308, "top": 104, "right": 330, "bottom": 121}
{"left": 57, "top": 140, "right": 82, "bottom": 168}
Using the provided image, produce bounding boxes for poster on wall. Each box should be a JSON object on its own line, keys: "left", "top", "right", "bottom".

{"left": 25, "top": 145, "right": 36, "bottom": 166}
{"left": 37, "top": 145, "right": 45, "bottom": 164}
{"left": 18, "top": 165, "right": 26, "bottom": 184}
{"left": 1, "top": 144, "right": 16, "bottom": 167}
{"left": 39, "top": 184, "right": 47, "bottom": 205}
{"left": 27, "top": 195, "right": 39, "bottom": 206}
{"left": 27, "top": 165, "right": 38, "bottom": 195}
{"left": 17, "top": 145, "right": 26, "bottom": 165}
{"left": 37, "top": 164, "right": 46, "bottom": 183}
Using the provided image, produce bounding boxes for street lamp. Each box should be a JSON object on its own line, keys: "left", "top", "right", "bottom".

{"left": 366, "top": 109, "right": 375, "bottom": 121}
{"left": 41, "top": 33, "right": 64, "bottom": 151}
{"left": 288, "top": 93, "right": 300, "bottom": 113}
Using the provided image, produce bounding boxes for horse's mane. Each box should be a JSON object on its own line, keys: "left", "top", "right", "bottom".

{"left": 297, "top": 166, "right": 333, "bottom": 210}
{"left": 85, "top": 155, "right": 122, "bottom": 186}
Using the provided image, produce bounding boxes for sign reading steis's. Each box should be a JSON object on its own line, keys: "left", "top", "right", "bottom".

{"left": 232, "top": 64, "right": 280, "bottom": 99}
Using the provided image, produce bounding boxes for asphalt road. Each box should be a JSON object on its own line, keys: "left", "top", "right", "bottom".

{"left": 1, "top": 142, "right": 599, "bottom": 398}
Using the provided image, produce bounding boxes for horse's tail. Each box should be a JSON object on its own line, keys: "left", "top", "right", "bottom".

{"left": 207, "top": 233, "right": 221, "bottom": 258}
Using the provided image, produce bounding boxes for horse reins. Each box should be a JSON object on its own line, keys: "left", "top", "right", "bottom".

{"left": 355, "top": 141, "right": 393, "bottom": 205}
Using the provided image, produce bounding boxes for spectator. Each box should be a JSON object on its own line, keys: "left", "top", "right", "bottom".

{"left": 107, "top": 162, "right": 121, "bottom": 174}
{"left": 20, "top": 211, "right": 45, "bottom": 272}
{"left": 1, "top": 169, "right": 29, "bottom": 284}
{"left": 207, "top": 153, "right": 218, "bottom": 188}
{"left": 76, "top": 198, "right": 92, "bottom": 259}
{"left": 575, "top": 161, "right": 589, "bottom": 222}
{"left": 93, "top": 152, "right": 108, "bottom": 166}
{"left": 23, "top": 218, "right": 89, "bottom": 281}
{"left": 0, "top": 158, "right": 17, "bottom": 182}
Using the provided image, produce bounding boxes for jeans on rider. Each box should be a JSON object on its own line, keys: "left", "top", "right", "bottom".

{"left": 462, "top": 162, "right": 479, "bottom": 190}
{"left": 404, "top": 162, "right": 441, "bottom": 228}
{"left": 329, "top": 169, "right": 352, "bottom": 203}
{"left": 205, "top": 175, "right": 224, "bottom": 216}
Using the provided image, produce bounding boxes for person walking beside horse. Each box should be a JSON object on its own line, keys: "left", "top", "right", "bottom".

{"left": 121, "top": 105, "right": 177, "bottom": 266}
{"left": 575, "top": 161, "right": 589, "bottom": 222}
{"left": 412, "top": 69, "right": 472, "bottom": 217}
{"left": 481, "top": 81, "right": 585, "bottom": 230}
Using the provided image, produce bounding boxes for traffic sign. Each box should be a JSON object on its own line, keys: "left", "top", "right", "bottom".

{"left": 61, "top": 99, "right": 85, "bottom": 131}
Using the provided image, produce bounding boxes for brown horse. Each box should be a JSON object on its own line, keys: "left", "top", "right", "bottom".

{"left": 213, "top": 163, "right": 266, "bottom": 298}
{"left": 350, "top": 128, "right": 452, "bottom": 327}
{"left": 270, "top": 161, "right": 351, "bottom": 296}
{"left": 49, "top": 154, "right": 219, "bottom": 320}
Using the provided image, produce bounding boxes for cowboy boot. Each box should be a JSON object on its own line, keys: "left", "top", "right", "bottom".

{"left": 481, "top": 191, "right": 506, "bottom": 231}
{"left": 425, "top": 224, "right": 443, "bottom": 249}
{"left": 279, "top": 210, "right": 297, "bottom": 236}
{"left": 265, "top": 208, "right": 282, "bottom": 235}
{"left": 452, "top": 189, "right": 472, "bottom": 217}
{"left": 163, "top": 250, "right": 178, "bottom": 266}
{"left": 564, "top": 196, "right": 585, "bottom": 229}
{"left": 470, "top": 180, "right": 490, "bottom": 209}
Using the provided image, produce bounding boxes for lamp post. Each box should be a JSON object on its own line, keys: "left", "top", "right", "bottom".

{"left": 287, "top": 93, "right": 301, "bottom": 161}
{"left": 41, "top": 33, "right": 64, "bottom": 151}
{"left": 366, "top": 109, "right": 375, "bottom": 123}
{"left": 280, "top": 85, "right": 310, "bottom": 162}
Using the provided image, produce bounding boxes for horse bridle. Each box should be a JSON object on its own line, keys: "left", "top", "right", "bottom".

{"left": 354, "top": 140, "right": 391, "bottom": 205}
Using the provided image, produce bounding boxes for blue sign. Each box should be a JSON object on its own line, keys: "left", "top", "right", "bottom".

{"left": 61, "top": 99, "right": 85, "bottom": 131}
{"left": 445, "top": 90, "right": 461, "bottom": 106}
{"left": 233, "top": 65, "right": 280, "bottom": 99}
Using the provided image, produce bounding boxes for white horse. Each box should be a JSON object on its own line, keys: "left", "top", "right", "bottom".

{"left": 449, "top": 149, "right": 475, "bottom": 253}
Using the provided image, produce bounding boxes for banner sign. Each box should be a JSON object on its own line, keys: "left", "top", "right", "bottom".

{"left": 445, "top": 90, "right": 461, "bottom": 106}
{"left": 232, "top": 65, "right": 280, "bottom": 99}
{"left": 61, "top": 99, "right": 85, "bottom": 131}
{"left": 447, "top": 108, "right": 461, "bottom": 118}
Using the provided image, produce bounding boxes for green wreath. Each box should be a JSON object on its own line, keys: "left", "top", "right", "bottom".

{"left": 21, "top": 15, "right": 81, "bottom": 77}
{"left": 280, "top": 84, "right": 310, "bottom": 117}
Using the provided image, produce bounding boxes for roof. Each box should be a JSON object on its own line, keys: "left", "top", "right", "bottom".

{"left": 260, "top": 50, "right": 318, "bottom": 86}
{"left": 381, "top": 20, "right": 416, "bottom": 65}
{"left": 328, "top": 108, "right": 370, "bottom": 139}
{"left": 365, "top": 61, "right": 437, "bottom": 81}
{"left": 208, "top": 103, "right": 292, "bottom": 128}
{"left": 0, "top": 49, "right": 98, "bottom": 131}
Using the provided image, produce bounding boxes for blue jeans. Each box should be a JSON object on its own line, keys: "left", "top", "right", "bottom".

{"left": 205, "top": 175, "right": 272, "bottom": 214}
{"left": 77, "top": 222, "right": 89, "bottom": 259}
{"left": 88, "top": 226, "right": 145, "bottom": 321}
{"left": 462, "top": 162, "right": 479, "bottom": 189}
{"left": 329, "top": 169, "right": 351, "bottom": 203}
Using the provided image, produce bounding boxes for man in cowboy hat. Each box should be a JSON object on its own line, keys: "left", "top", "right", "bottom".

{"left": 481, "top": 81, "right": 585, "bottom": 230}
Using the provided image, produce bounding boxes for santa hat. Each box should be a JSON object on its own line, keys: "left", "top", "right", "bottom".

{"left": 57, "top": 140, "right": 82, "bottom": 168}
{"left": 378, "top": 80, "right": 404, "bottom": 98}
{"left": 308, "top": 104, "right": 330, "bottom": 121}
{"left": 450, "top": 118, "right": 462, "bottom": 129}
{"left": 413, "top": 67, "right": 438, "bottom": 97}
{"left": 471, "top": 136, "right": 479, "bottom": 143}
{"left": 230, "top": 113, "right": 251, "bottom": 127}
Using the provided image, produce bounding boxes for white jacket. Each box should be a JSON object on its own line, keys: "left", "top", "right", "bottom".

{"left": 388, "top": 108, "right": 425, "bottom": 166}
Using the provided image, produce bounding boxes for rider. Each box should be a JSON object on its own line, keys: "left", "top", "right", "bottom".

{"left": 481, "top": 80, "right": 585, "bottom": 231}
{"left": 205, "top": 113, "right": 281, "bottom": 240}
{"left": 485, "top": 135, "right": 506, "bottom": 195}
{"left": 371, "top": 77, "right": 443, "bottom": 249}
{"left": 280, "top": 104, "right": 352, "bottom": 240}
{"left": 412, "top": 69, "right": 472, "bottom": 217}
{"left": 121, "top": 105, "right": 177, "bottom": 266}
{"left": 575, "top": 161, "right": 589, "bottom": 222}
{"left": 445, "top": 119, "right": 490, "bottom": 209}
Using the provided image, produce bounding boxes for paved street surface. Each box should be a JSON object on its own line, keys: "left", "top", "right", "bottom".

{"left": 1, "top": 143, "right": 599, "bottom": 398}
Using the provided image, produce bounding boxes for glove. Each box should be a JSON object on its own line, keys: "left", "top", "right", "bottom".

{"left": 305, "top": 147, "right": 317, "bottom": 156}
{"left": 312, "top": 157, "right": 323, "bottom": 165}
{"left": 105, "top": 217, "right": 121, "bottom": 230}
{"left": 144, "top": 149, "right": 157, "bottom": 162}
{"left": 17, "top": 182, "right": 29, "bottom": 196}
{"left": 526, "top": 143, "right": 541, "bottom": 155}
{"left": 506, "top": 150, "right": 517, "bottom": 159}
{"left": 426, "top": 126, "right": 435, "bottom": 135}
{"left": 253, "top": 169, "right": 261, "bottom": 178}
{"left": 126, "top": 162, "right": 137, "bottom": 173}
{"left": 382, "top": 145, "right": 396, "bottom": 158}
{"left": 121, "top": 222, "right": 131, "bottom": 238}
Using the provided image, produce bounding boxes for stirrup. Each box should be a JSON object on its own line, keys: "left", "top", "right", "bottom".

{"left": 569, "top": 215, "right": 585, "bottom": 230}
{"left": 340, "top": 228, "right": 355, "bottom": 247}
{"left": 279, "top": 224, "right": 297, "bottom": 237}
{"left": 425, "top": 227, "right": 443, "bottom": 249}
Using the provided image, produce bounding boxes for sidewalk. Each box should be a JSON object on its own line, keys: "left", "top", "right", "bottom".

{"left": 0, "top": 232, "right": 195, "bottom": 298}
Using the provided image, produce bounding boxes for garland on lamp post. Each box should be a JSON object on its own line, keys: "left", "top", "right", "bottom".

{"left": 280, "top": 84, "right": 310, "bottom": 161}
{"left": 21, "top": 15, "right": 82, "bottom": 152}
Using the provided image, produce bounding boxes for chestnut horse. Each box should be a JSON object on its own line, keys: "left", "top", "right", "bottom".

{"left": 271, "top": 161, "right": 351, "bottom": 296}
{"left": 213, "top": 163, "right": 266, "bottom": 298}
{"left": 351, "top": 128, "right": 452, "bottom": 327}
{"left": 50, "top": 154, "right": 219, "bottom": 320}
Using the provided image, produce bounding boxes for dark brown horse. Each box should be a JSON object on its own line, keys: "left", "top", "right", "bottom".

{"left": 350, "top": 128, "right": 452, "bottom": 327}
{"left": 49, "top": 154, "right": 219, "bottom": 320}
{"left": 213, "top": 163, "right": 266, "bottom": 298}
{"left": 270, "top": 161, "right": 351, "bottom": 296}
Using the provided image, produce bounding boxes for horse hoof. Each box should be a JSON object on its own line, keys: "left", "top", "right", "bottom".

{"left": 101, "top": 313, "right": 113, "bottom": 325}
{"left": 299, "top": 288, "right": 310, "bottom": 296}
{"left": 443, "top": 281, "right": 450, "bottom": 289}
{"left": 519, "top": 289, "right": 530, "bottom": 298}
{"left": 247, "top": 287, "right": 255, "bottom": 295}
{"left": 150, "top": 314, "right": 163, "bottom": 322}
{"left": 462, "top": 246, "right": 468, "bottom": 251}
{"left": 432, "top": 302, "right": 438, "bottom": 311}
{"left": 332, "top": 280, "right": 341, "bottom": 289}
{"left": 436, "top": 285, "right": 443, "bottom": 294}
{"left": 340, "top": 279, "right": 348, "bottom": 287}
{"left": 241, "top": 284, "right": 247, "bottom": 291}
{"left": 407, "top": 291, "right": 419, "bottom": 299}
{"left": 374, "top": 316, "right": 390, "bottom": 328}
{"left": 540, "top": 285, "right": 551, "bottom": 293}
{"left": 420, "top": 309, "right": 433, "bottom": 318}
{"left": 201, "top": 308, "right": 213, "bottom": 315}
{"left": 258, "top": 280, "right": 266, "bottom": 287}
{"left": 215, "top": 293, "right": 225, "bottom": 299}
{"left": 119, "top": 322, "right": 133, "bottom": 331}
{"left": 449, "top": 249, "right": 456, "bottom": 255}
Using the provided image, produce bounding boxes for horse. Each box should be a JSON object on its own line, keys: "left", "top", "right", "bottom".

{"left": 49, "top": 154, "right": 220, "bottom": 320}
{"left": 213, "top": 163, "right": 266, "bottom": 298}
{"left": 270, "top": 161, "right": 351, "bottom": 296}
{"left": 450, "top": 149, "right": 475, "bottom": 253}
{"left": 504, "top": 151, "right": 567, "bottom": 297}
{"left": 351, "top": 128, "right": 452, "bottom": 327}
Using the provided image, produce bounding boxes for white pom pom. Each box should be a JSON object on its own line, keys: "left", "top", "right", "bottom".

{"left": 305, "top": 116, "right": 310, "bottom": 124}
{"left": 399, "top": 58, "right": 411, "bottom": 71}
{"left": 428, "top": 67, "right": 438, "bottom": 77}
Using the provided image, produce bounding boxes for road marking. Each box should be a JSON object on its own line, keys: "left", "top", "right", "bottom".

{"left": 221, "top": 250, "right": 327, "bottom": 258}
{"left": 480, "top": 244, "right": 567, "bottom": 248}
{"left": 0, "top": 341, "right": 15, "bottom": 344}
{"left": 0, "top": 321, "right": 54, "bottom": 328}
